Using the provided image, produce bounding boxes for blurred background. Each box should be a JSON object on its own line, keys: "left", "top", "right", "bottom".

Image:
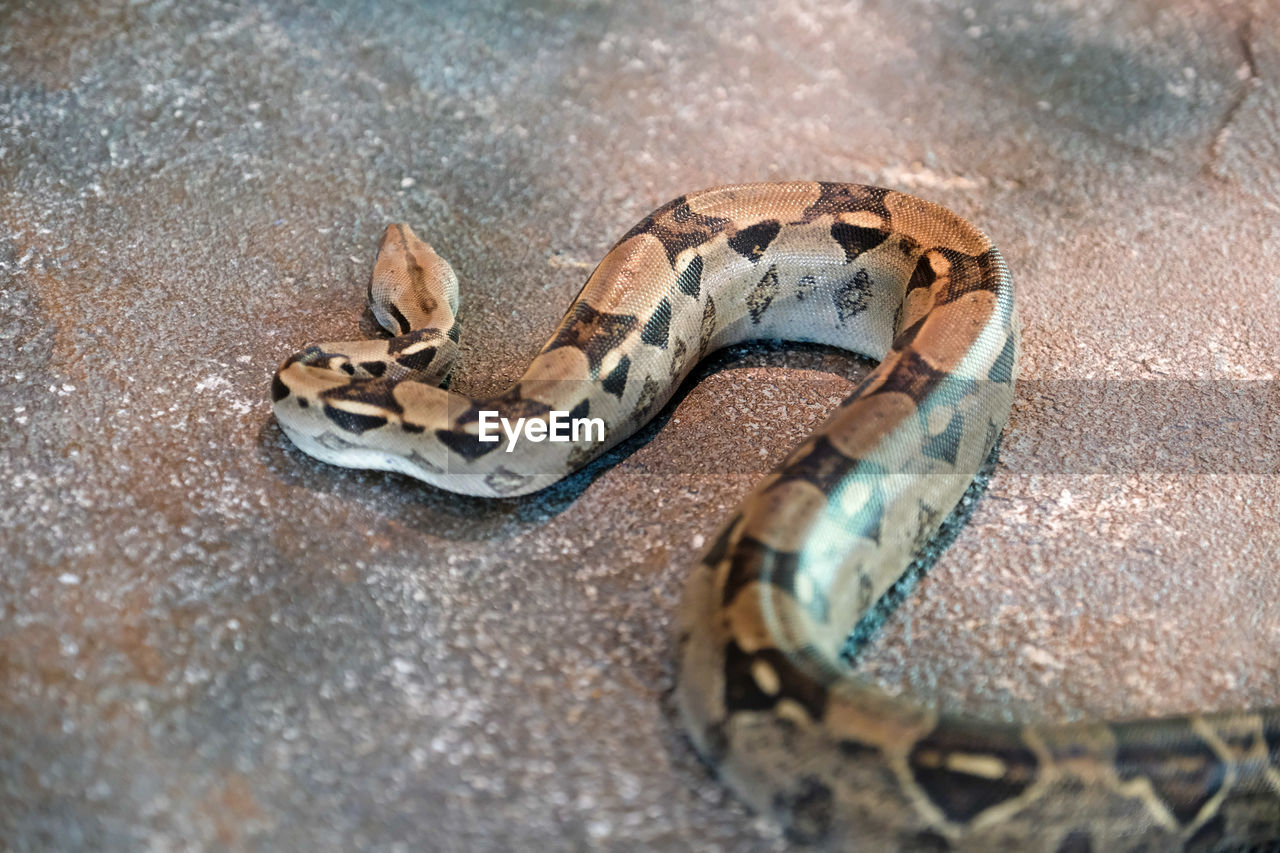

{"left": 2, "top": 0, "right": 1277, "bottom": 849}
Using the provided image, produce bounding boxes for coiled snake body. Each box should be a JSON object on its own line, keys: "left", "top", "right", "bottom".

{"left": 272, "top": 182, "right": 1280, "bottom": 849}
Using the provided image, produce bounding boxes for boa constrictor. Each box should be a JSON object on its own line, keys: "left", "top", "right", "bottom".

{"left": 271, "top": 182, "right": 1280, "bottom": 850}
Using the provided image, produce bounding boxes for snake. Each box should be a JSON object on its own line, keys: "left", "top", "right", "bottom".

{"left": 270, "top": 182, "right": 1280, "bottom": 850}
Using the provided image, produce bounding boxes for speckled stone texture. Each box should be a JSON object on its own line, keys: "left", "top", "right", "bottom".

{"left": 2, "top": 0, "right": 1278, "bottom": 849}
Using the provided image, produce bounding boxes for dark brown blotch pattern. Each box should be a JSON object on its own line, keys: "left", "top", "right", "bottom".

{"left": 799, "top": 181, "right": 891, "bottom": 222}
{"left": 920, "top": 410, "right": 964, "bottom": 465}
{"left": 321, "top": 377, "right": 405, "bottom": 416}
{"left": 833, "top": 267, "right": 873, "bottom": 323}
{"left": 1114, "top": 723, "right": 1224, "bottom": 825}
{"left": 722, "top": 641, "right": 829, "bottom": 722}
{"left": 545, "top": 302, "right": 638, "bottom": 374}
{"left": 908, "top": 721, "right": 1038, "bottom": 823}
{"left": 323, "top": 405, "right": 388, "bottom": 435}
{"left": 875, "top": 349, "right": 947, "bottom": 404}
{"left": 746, "top": 265, "right": 781, "bottom": 323}
{"left": 728, "top": 219, "right": 782, "bottom": 262}
{"left": 602, "top": 355, "right": 631, "bottom": 398}
{"left": 616, "top": 194, "right": 734, "bottom": 267}
{"left": 829, "top": 222, "right": 889, "bottom": 263}
{"left": 676, "top": 254, "right": 703, "bottom": 298}
{"left": 641, "top": 298, "right": 671, "bottom": 348}
{"left": 698, "top": 295, "right": 718, "bottom": 357}
{"left": 719, "top": 535, "right": 829, "bottom": 623}
{"left": 934, "top": 248, "right": 1005, "bottom": 305}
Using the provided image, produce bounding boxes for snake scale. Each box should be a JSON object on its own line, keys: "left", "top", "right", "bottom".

{"left": 271, "top": 182, "right": 1280, "bottom": 850}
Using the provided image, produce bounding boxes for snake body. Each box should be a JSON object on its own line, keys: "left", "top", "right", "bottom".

{"left": 271, "top": 182, "right": 1280, "bottom": 849}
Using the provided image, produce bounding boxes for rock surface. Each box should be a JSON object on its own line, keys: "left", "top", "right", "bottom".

{"left": 2, "top": 0, "right": 1277, "bottom": 849}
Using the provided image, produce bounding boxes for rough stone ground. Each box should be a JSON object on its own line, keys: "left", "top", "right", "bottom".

{"left": 2, "top": 0, "right": 1278, "bottom": 849}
